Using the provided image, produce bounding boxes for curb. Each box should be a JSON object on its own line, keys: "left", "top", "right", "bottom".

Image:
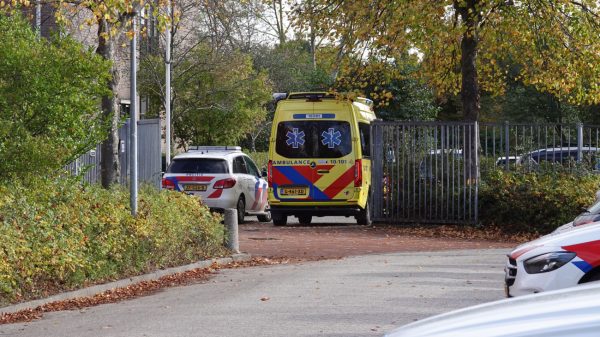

{"left": 0, "top": 253, "right": 251, "bottom": 315}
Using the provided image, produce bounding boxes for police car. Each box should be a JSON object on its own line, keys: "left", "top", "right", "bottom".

{"left": 505, "top": 221, "right": 600, "bottom": 297}
{"left": 162, "top": 146, "right": 271, "bottom": 224}
{"left": 385, "top": 282, "right": 600, "bottom": 337}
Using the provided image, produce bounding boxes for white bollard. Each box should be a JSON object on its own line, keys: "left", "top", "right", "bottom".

{"left": 224, "top": 209, "right": 239, "bottom": 253}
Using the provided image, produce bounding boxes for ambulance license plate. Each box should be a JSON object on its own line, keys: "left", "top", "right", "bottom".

{"left": 184, "top": 184, "right": 207, "bottom": 192}
{"left": 281, "top": 187, "right": 307, "bottom": 196}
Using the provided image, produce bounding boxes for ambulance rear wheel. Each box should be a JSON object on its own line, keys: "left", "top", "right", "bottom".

{"left": 272, "top": 212, "right": 287, "bottom": 226}
{"left": 298, "top": 215, "right": 312, "bottom": 225}
{"left": 356, "top": 200, "right": 372, "bottom": 226}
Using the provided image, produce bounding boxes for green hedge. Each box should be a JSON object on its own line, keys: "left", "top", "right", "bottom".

{"left": 479, "top": 169, "right": 600, "bottom": 234}
{"left": 0, "top": 178, "right": 226, "bottom": 305}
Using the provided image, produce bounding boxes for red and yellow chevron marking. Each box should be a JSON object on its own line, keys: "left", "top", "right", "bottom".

{"left": 272, "top": 164, "right": 354, "bottom": 200}
{"left": 314, "top": 165, "right": 354, "bottom": 200}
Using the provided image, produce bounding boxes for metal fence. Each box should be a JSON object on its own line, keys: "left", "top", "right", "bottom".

{"left": 480, "top": 122, "right": 600, "bottom": 173}
{"left": 371, "top": 121, "right": 479, "bottom": 224}
{"left": 64, "top": 144, "right": 103, "bottom": 184}
{"left": 370, "top": 120, "right": 600, "bottom": 225}
{"left": 65, "top": 118, "right": 162, "bottom": 188}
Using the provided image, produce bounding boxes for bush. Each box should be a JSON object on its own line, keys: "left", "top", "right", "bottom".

{"left": 479, "top": 169, "right": 600, "bottom": 234}
{"left": 0, "top": 178, "right": 226, "bottom": 305}
{"left": 0, "top": 13, "right": 110, "bottom": 182}
{"left": 247, "top": 151, "right": 268, "bottom": 171}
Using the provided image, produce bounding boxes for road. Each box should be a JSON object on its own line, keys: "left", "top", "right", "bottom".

{"left": 1, "top": 249, "right": 509, "bottom": 337}
{"left": 240, "top": 216, "right": 512, "bottom": 259}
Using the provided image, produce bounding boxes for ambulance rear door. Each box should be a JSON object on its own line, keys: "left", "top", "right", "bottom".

{"left": 274, "top": 114, "right": 355, "bottom": 202}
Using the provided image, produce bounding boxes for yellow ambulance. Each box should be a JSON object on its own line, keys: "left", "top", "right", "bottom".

{"left": 267, "top": 92, "right": 377, "bottom": 225}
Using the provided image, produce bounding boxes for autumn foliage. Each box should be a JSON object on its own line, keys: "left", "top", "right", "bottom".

{"left": 295, "top": 1, "right": 600, "bottom": 119}
{"left": 0, "top": 178, "right": 226, "bottom": 306}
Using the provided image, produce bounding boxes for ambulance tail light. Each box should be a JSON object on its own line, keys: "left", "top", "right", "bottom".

{"left": 213, "top": 178, "right": 236, "bottom": 189}
{"left": 162, "top": 178, "right": 175, "bottom": 190}
{"left": 268, "top": 160, "right": 273, "bottom": 185}
{"left": 354, "top": 159, "right": 362, "bottom": 187}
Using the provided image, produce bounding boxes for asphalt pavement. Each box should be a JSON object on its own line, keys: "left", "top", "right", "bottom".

{"left": 1, "top": 249, "right": 509, "bottom": 337}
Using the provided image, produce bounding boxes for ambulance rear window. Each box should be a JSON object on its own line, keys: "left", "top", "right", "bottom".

{"left": 167, "top": 158, "right": 229, "bottom": 174}
{"left": 276, "top": 121, "right": 352, "bottom": 158}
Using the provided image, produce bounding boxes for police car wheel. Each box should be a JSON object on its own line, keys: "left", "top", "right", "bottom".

{"left": 298, "top": 215, "right": 312, "bottom": 225}
{"left": 257, "top": 211, "right": 272, "bottom": 223}
{"left": 237, "top": 196, "right": 245, "bottom": 224}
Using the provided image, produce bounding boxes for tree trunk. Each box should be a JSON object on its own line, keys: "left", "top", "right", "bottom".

{"left": 277, "top": 0, "right": 285, "bottom": 45}
{"left": 459, "top": 3, "right": 480, "bottom": 122}
{"left": 310, "top": 22, "right": 317, "bottom": 71}
{"left": 456, "top": 0, "right": 480, "bottom": 183}
{"left": 307, "top": 0, "right": 317, "bottom": 71}
{"left": 250, "top": 135, "right": 256, "bottom": 153}
{"left": 96, "top": 19, "right": 121, "bottom": 188}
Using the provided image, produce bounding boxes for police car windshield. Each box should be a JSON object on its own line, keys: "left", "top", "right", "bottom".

{"left": 167, "top": 158, "right": 229, "bottom": 174}
{"left": 276, "top": 121, "right": 352, "bottom": 159}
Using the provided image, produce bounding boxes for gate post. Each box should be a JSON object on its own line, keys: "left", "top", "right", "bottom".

{"left": 577, "top": 123, "right": 583, "bottom": 163}
{"left": 371, "top": 122, "right": 384, "bottom": 220}
{"left": 504, "top": 121, "right": 510, "bottom": 171}
{"left": 474, "top": 121, "right": 480, "bottom": 223}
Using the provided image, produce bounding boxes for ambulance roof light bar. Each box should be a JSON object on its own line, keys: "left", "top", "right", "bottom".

{"left": 188, "top": 146, "right": 242, "bottom": 153}
{"left": 287, "top": 92, "right": 336, "bottom": 102}
{"left": 354, "top": 97, "right": 374, "bottom": 109}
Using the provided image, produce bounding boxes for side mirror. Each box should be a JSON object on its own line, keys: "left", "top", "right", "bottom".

{"left": 261, "top": 168, "right": 268, "bottom": 178}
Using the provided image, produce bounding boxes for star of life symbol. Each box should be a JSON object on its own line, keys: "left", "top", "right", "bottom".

{"left": 321, "top": 128, "right": 342, "bottom": 149}
{"left": 286, "top": 128, "right": 305, "bottom": 148}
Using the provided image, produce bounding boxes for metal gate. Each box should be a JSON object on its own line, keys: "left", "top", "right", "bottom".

{"left": 371, "top": 121, "right": 479, "bottom": 224}
{"left": 65, "top": 118, "right": 162, "bottom": 188}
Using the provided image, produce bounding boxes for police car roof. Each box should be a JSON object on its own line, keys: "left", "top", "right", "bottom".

{"left": 173, "top": 146, "right": 243, "bottom": 160}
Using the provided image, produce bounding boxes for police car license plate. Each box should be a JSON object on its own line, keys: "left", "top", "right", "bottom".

{"left": 280, "top": 187, "right": 307, "bottom": 196}
{"left": 184, "top": 184, "right": 207, "bottom": 192}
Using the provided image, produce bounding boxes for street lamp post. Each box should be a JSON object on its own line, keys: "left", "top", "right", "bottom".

{"left": 165, "top": 0, "right": 172, "bottom": 167}
{"left": 130, "top": 11, "right": 139, "bottom": 217}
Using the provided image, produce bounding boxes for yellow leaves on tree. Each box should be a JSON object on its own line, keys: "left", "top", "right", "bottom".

{"left": 297, "top": 0, "right": 600, "bottom": 118}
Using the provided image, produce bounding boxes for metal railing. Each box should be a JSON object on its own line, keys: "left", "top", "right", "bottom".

{"left": 370, "top": 120, "right": 600, "bottom": 225}
{"left": 480, "top": 122, "right": 600, "bottom": 173}
{"left": 371, "top": 121, "right": 479, "bottom": 224}
{"left": 65, "top": 118, "right": 162, "bottom": 188}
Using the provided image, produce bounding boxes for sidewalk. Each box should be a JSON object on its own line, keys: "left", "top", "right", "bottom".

{"left": 1, "top": 254, "right": 250, "bottom": 316}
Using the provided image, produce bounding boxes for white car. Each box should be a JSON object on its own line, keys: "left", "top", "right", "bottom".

{"left": 384, "top": 282, "right": 600, "bottom": 337}
{"left": 495, "top": 155, "right": 520, "bottom": 167}
{"left": 505, "top": 221, "right": 600, "bottom": 297}
{"left": 162, "top": 146, "right": 271, "bottom": 223}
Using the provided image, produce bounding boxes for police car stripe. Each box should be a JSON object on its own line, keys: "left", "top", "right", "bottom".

{"left": 573, "top": 260, "right": 593, "bottom": 273}
{"left": 563, "top": 240, "right": 600, "bottom": 267}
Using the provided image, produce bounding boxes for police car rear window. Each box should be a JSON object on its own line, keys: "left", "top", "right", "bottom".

{"left": 167, "top": 158, "right": 229, "bottom": 174}
{"left": 275, "top": 121, "right": 352, "bottom": 158}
